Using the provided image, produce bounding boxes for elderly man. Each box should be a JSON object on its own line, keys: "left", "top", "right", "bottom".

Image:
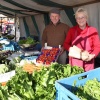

{"left": 42, "top": 8, "right": 70, "bottom": 64}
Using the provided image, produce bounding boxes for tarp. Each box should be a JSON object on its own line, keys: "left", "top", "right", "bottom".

{"left": 18, "top": 2, "right": 100, "bottom": 39}
{"left": 0, "top": 0, "right": 100, "bottom": 17}
{"left": 0, "top": 0, "right": 100, "bottom": 40}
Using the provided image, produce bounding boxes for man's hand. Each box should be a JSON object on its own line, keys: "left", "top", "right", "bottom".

{"left": 59, "top": 47, "right": 64, "bottom": 55}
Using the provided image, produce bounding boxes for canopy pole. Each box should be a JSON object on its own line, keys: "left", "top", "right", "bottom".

{"left": 14, "top": 14, "right": 17, "bottom": 42}
{"left": 0, "top": 17, "right": 2, "bottom": 33}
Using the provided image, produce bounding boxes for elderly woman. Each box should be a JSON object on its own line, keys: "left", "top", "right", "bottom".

{"left": 63, "top": 8, "right": 100, "bottom": 71}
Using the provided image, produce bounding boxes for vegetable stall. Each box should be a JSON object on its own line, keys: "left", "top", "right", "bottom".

{"left": 0, "top": 1, "right": 100, "bottom": 99}
{"left": 0, "top": 59, "right": 84, "bottom": 99}
{"left": 0, "top": 32, "right": 100, "bottom": 100}
{"left": 0, "top": 34, "right": 84, "bottom": 99}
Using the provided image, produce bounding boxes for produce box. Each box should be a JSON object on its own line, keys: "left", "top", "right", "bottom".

{"left": 55, "top": 68, "right": 100, "bottom": 100}
{"left": 36, "top": 47, "right": 60, "bottom": 65}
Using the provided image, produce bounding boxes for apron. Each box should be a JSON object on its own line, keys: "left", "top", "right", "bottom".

{"left": 69, "top": 27, "right": 94, "bottom": 71}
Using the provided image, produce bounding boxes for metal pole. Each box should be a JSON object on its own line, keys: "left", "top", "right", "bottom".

{"left": 1, "top": 17, "right": 2, "bottom": 33}
{"left": 0, "top": 17, "right": 2, "bottom": 33}
{"left": 14, "top": 14, "right": 17, "bottom": 42}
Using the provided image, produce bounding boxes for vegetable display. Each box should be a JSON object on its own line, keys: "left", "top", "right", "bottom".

{"left": 18, "top": 37, "right": 38, "bottom": 50}
{"left": 0, "top": 62, "right": 84, "bottom": 100}
{"left": 0, "top": 50, "right": 13, "bottom": 64}
{"left": 0, "top": 64, "right": 8, "bottom": 74}
{"left": 36, "top": 47, "right": 60, "bottom": 65}
{"left": 18, "top": 37, "right": 36, "bottom": 45}
{"left": 74, "top": 78, "right": 100, "bottom": 100}
{"left": 5, "top": 35, "right": 15, "bottom": 40}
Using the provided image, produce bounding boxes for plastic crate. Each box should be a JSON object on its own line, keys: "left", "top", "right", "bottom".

{"left": 2, "top": 44, "right": 15, "bottom": 51}
{"left": 11, "top": 41, "right": 20, "bottom": 51}
{"left": 2, "top": 41, "right": 20, "bottom": 51}
{"left": 55, "top": 68, "right": 100, "bottom": 100}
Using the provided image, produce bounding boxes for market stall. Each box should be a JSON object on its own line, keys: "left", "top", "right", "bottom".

{"left": 0, "top": 57, "right": 84, "bottom": 99}
{"left": 0, "top": 1, "right": 100, "bottom": 100}
{"left": 0, "top": 34, "right": 85, "bottom": 99}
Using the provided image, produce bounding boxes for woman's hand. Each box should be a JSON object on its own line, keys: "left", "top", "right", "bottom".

{"left": 85, "top": 54, "right": 95, "bottom": 61}
{"left": 81, "top": 51, "right": 95, "bottom": 61}
{"left": 81, "top": 51, "right": 89, "bottom": 61}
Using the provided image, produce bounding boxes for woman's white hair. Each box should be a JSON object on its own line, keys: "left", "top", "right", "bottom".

{"left": 75, "top": 8, "right": 88, "bottom": 19}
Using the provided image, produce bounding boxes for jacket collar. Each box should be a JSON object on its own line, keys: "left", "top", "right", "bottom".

{"left": 50, "top": 20, "right": 61, "bottom": 26}
{"left": 76, "top": 23, "right": 89, "bottom": 34}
